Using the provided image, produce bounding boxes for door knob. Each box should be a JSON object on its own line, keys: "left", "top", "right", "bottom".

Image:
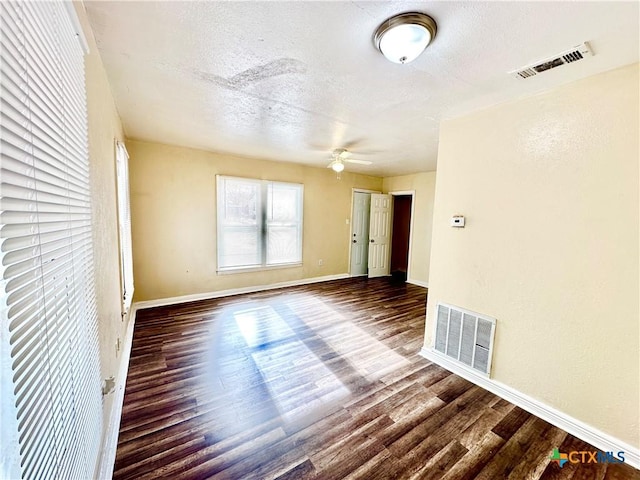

{"left": 370, "top": 239, "right": 374, "bottom": 243}
{"left": 352, "top": 239, "right": 357, "bottom": 243}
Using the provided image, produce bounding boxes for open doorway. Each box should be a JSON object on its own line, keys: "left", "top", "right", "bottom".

{"left": 390, "top": 194, "right": 412, "bottom": 282}
{"left": 349, "top": 190, "right": 414, "bottom": 281}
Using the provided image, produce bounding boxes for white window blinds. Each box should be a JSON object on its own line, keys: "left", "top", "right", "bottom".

{"left": 0, "top": 2, "right": 103, "bottom": 479}
{"left": 115, "top": 141, "right": 133, "bottom": 314}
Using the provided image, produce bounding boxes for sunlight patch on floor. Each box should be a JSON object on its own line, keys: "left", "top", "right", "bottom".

{"left": 233, "top": 304, "right": 350, "bottom": 427}
{"left": 283, "top": 295, "right": 411, "bottom": 380}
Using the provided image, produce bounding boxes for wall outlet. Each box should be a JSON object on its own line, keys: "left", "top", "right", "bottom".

{"left": 102, "top": 376, "right": 115, "bottom": 396}
{"left": 318, "top": 259, "right": 323, "bottom": 266}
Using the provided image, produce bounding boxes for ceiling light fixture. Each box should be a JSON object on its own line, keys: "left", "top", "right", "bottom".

{"left": 374, "top": 12, "right": 437, "bottom": 64}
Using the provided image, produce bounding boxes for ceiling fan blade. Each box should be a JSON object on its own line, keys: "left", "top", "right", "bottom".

{"left": 342, "top": 138, "right": 366, "bottom": 150}
{"left": 332, "top": 148, "right": 350, "bottom": 159}
{"left": 310, "top": 143, "right": 332, "bottom": 151}
{"left": 351, "top": 149, "right": 381, "bottom": 155}
{"left": 345, "top": 159, "right": 372, "bottom": 165}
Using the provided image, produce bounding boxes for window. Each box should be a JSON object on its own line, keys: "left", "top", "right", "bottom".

{"left": 217, "top": 176, "right": 303, "bottom": 271}
{"left": 0, "top": 2, "right": 103, "bottom": 479}
{"left": 115, "top": 141, "right": 134, "bottom": 314}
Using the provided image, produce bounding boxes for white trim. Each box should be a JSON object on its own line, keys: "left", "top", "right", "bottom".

{"left": 387, "top": 190, "right": 415, "bottom": 195}
{"left": 134, "top": 273, "right": 350, "bottom": 310}
{"left": 420, "top": 347, "right": 640, "bottom": 469}
{"left": 115, "top": 140, "right": 134, "bottom": 316}
{"left": 407, "top": 278, "right": 429, "bottom": 288}
{"left": 96, "top": 307, "right": 137, "bottom": 479}
{"left": 388, "top": 190, "right": 415, "bottom": 280}
{"left": 352, "top": 188, "right": 381, "bottom": 194}
{"left": 217, "top": 262, "right": 302, "bottom": 275}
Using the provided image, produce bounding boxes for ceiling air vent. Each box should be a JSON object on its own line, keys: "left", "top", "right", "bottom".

{"left": 510, "top": 42, "right": 593, "bottom": 80}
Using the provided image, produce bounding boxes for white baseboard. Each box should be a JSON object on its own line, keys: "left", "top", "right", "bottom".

{"left": 96, "top": 307, "right": 137, "bottom": 479}
{"left": 134, "top": 273, "right": 351, "bottom": 310}
{"left": 407, "top": 278, "right": 429, "bottom": 288}
{"left": 420, "top": 348, "right": 639, "bottom": 469}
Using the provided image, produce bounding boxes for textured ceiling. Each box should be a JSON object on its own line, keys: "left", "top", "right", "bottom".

{"left": 84, "top": 1, "right": 639, "bottom": 176}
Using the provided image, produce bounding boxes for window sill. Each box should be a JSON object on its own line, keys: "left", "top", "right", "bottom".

{"left": 217, "top": 263, "right": 303, "bottom": 275}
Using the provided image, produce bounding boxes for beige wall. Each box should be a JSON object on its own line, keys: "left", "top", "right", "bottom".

{"left": 383, "top": 173, "right": 436, "bottom": 285}
{"left": 76, "top": 1, "right": 128, "bottom": 441}
{"left": 427, "top": 63, "right": 639, "bottom": 447}
{"left": 127, "top": 140, "right": 383, "bottom": 301}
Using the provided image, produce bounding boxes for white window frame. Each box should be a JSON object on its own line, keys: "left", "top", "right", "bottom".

{"left": 115, "top": 141, "right": 134, "bottom": 315}
{"left": 216, "top": 175, "right": 303, "bottom": 273}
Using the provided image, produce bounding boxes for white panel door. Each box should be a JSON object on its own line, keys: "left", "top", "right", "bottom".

{"left": 350, "top": 192, "right": 371, "bottom": 276}
{"left": 368, "top": 194, "right": 392, "bottom": 278}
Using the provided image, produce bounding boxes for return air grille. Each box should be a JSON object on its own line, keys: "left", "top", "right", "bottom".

{"left": 434, "top": 303, "right": 496, "bottom": 376}
{"left": 510, "top": 42, "right": 593, "bottom": 80}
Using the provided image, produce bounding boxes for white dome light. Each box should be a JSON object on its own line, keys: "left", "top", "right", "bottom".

{"left": 374, "top": 12, "right": 437, "bottom": 64}
{"left": 331, "top": 160, "right": 345, "bottom": 173}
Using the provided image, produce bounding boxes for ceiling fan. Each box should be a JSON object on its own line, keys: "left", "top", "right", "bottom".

{"left": 327, "top": 148, "right": 372, "bottom": 175}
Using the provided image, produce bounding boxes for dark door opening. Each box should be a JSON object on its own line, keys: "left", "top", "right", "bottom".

{"left": 390, "top": 195, "right": 412, "bottom": 282}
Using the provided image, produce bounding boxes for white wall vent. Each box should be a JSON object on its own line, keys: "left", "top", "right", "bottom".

{"left": 510, "top": 42, "right": 593, "bottom": 80}
{"left": 433, "top": 303, "right": 496, "bottom": 376}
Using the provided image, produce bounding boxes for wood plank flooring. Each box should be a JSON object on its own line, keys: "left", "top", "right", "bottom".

{"left": 114, "top": 278, "right": 639, "bottom": 479}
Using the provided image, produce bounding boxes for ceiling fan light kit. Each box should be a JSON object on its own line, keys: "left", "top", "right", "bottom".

{"left": 374, "top": 12, "right": 437, "bottom": 64}
{"left": 331, "top": 160, "right": 345, "bottom": 173}
{"left": 326, "top": 148, "right": 372, "bottom": 177}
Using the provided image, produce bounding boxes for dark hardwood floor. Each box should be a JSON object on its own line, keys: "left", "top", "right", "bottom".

{"left": 114, "top": 278, "right": 638, "bottom": 479}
